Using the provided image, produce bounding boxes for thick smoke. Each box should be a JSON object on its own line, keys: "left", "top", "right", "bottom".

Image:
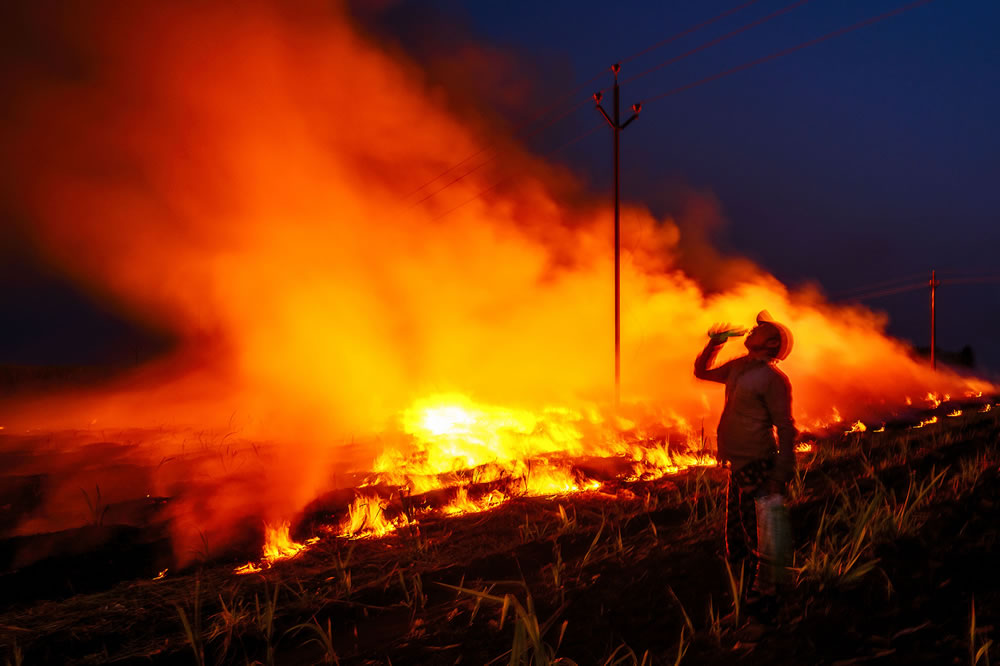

{"left": 0, "top": 1, "right": 989, "bottom": 562}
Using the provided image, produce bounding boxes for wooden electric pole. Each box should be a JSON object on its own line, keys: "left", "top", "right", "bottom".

{"left": 594, "top": 64, "right": 640, "bottom": 408}
{"left": 929, "top": 269, "right": 940, "bottom": 370}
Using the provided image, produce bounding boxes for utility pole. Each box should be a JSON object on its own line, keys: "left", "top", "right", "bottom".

{"left": 929, "top": 269, "right": 940, "bottom": 370}
{"left": 594, "top": 64, "right": 640, "bottom": 409}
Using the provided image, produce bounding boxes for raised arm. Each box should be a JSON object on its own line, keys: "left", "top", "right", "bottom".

{"left": 694, "top": 339, "right": 734, "bottom": 384}
{"left": 764, "top": 371, "right": 798, "bottom": 484}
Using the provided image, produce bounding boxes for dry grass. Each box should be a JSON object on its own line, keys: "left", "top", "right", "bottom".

{"left": 2, "top": 403, "right": 998, "bottom": 664}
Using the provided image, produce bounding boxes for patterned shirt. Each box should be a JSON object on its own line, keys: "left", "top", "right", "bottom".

{"left": 694, "top": 341, "right": 797, "bottom": 483}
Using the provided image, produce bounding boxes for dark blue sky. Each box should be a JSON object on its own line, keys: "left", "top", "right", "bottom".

{"left": 446, "top": 0, "right": 1000, "bottom": 371}
{"left": 1, "top": 0, "right": 998, "bottom": 373}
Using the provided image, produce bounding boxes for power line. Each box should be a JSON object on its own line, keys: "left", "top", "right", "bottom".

{"left": 832, "top": 271, "right": 996, "bottom": 371}
{"left": 836, "top": 273, "right": 1000, "bottom": 301}
{"left": 639, "top": 0, "right": 938, "bottom": 106}
{"left": 405, "top": 0, "right": 775, "bottom": 205}
{"left": 620, "top": 0, "right": 814, "bottom": 88}
{"left": 408, "top": 98, "right": 591, "bottom": 208}
{"left": 838, "top": 282, "right": 927, "bottom": 302}
{"left": 402, "top": 96, "right": 595, "bottom": 203}
{"left": 942, "top": 276, "right": 1000, "bottom": 286}
{"left": 837, "top": 272, "right": 934, "bottom": 297}
{"left": 428, "top": 122, "right": 605, "bottom": 223}
{"left": 620, "top": 0, "right": 764, "bottom": 65}
{"left": 936, "top": 269, "right": 1000, "bottom": 279}
{"left": 408, "top": 155, "right": 493, "bottom": 208}
{"left": 408, "top": 0, "right": 935, "bottom": 210}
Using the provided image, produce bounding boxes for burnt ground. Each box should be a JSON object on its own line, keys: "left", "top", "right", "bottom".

{"left": 1, "top": 402, "right": 999, "bottom": 665}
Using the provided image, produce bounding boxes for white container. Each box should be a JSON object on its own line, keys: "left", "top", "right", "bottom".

{"left": 755, "top": 494, "right": 792, "bottom": 593}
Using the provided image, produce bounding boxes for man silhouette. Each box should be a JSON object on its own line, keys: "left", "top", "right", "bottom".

{"left": 694, "top": 310, "right": 796, "bottom": 615}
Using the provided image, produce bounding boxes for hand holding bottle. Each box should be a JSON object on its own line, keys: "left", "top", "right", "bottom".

{"left": 707, "top": 323, "right": 748, "bottom": 345}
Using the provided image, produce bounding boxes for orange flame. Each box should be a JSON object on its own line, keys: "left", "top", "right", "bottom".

{"left": 234, "top": 521, "right": 313, "bottom": 574}
{"left": 337, "top": 496, "right": 413, "bottom": 540}
{"left": 845, "top": 420, "right": 867, "bottom": 434}
{"left": 365, "top": 395, "right": 715, "bottom": 495}
{"left": 0, "top": 2, "right": 994, "bottom": 562}
{"left": 442, "top": 487, "right": 507, "bottom": 516}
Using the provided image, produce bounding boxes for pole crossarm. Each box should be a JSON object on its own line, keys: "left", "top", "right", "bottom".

{"left": 621, "top": 104, "right": 642, "bottom": 129}
{"left": 594, "top": 98, "right": 615, "bottom": 128}
{"left": 593, "top": 96, "right": 641, "bottom": 130}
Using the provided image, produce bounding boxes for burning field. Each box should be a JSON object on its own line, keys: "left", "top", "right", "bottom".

{"left": 2, "top": 394, "right": 1000, "bottom": 664}
{"left": 1, "top": 2, "right": 999, "bottom": 664}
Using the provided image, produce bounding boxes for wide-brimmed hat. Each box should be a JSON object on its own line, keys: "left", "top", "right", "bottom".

{"left": 756, "top": 310, "right": 794, "bottom": 360}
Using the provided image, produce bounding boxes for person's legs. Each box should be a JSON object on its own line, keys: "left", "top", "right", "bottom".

{"left": 738, "top": 474, "right": 760, "bottom": 594}
{"left": 731, "top": 459, "right": 775, "bottom": 602}
{"left": 725, "top": 469, "right": 751, "bottom": 582}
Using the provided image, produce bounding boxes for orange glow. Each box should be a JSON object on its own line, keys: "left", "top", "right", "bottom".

{"left": 234, "top": 521, "right": 311, "bottom": 574}
{"left": 442, "top": 487, "right": 507, "bottom": 516}
{"left": 370, "top": 395, "right": 715, "bottom": 489}
{"left": 337, "top": 496, "right": 413, "bottom": 540}
{"left": 845, "top": 420, "right": 867, "bottom": 434}
{"left": 368, "top": 394, "right": 593, "bottom": 493}
{"left": 261, "top": 522, "right": 308, "bottom": 561}
{"left": 340, "top": 394, "right": 716, "bottom": 536}
{"left": 0, "top": 2, "right": 994, "bottom": 563}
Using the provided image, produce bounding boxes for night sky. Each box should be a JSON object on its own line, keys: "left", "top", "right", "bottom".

{"left": 372, "top": 0, "right": 1000, "bottom": 371}
{"left": 2, "top": 0, "right": 999, "bottom": 373}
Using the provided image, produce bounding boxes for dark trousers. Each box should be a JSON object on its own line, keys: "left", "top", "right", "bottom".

{"left": 725, "top": 457, "right": 774, "bottom": 598}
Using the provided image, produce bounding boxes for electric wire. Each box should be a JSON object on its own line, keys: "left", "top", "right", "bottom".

{"left": 936, "top": 269, "right": 1000, "bottom": 279}
{"left": 408, "top": 0, "right": 938, "bottom": 212}
{"left": 837, "top": 282, "right": 927, "bottom": 302}
{"left": 401, "top": 97, "right": 593, "bottom": 202}
{"left": 420, "top": 0, "right": 934, "bottom": 208}
{"left": 837, "top": 272, "right": 934, "bottom": 297}
{"left": 408, "top": 98, "right": 591, "bottom": 208}
{"left": 405, "top": 0, "right": 771, "bottom": 204}
{"left": 619, "top": 0, "right": 814, "bottom": 88}
{"left": 620, "top": 0, "right": 764, "bottom": 65}
{"left": 639, "top": 0, "right": 938, "bottom": 106}
{"left": 941, "top": 276, "right": 1000, "bottom": 286}
{"left": 836, "top": 272, "right": 1000, "bottom": 302}
{"left": 429, "top": 122, "right": 605, "bottom": 222}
